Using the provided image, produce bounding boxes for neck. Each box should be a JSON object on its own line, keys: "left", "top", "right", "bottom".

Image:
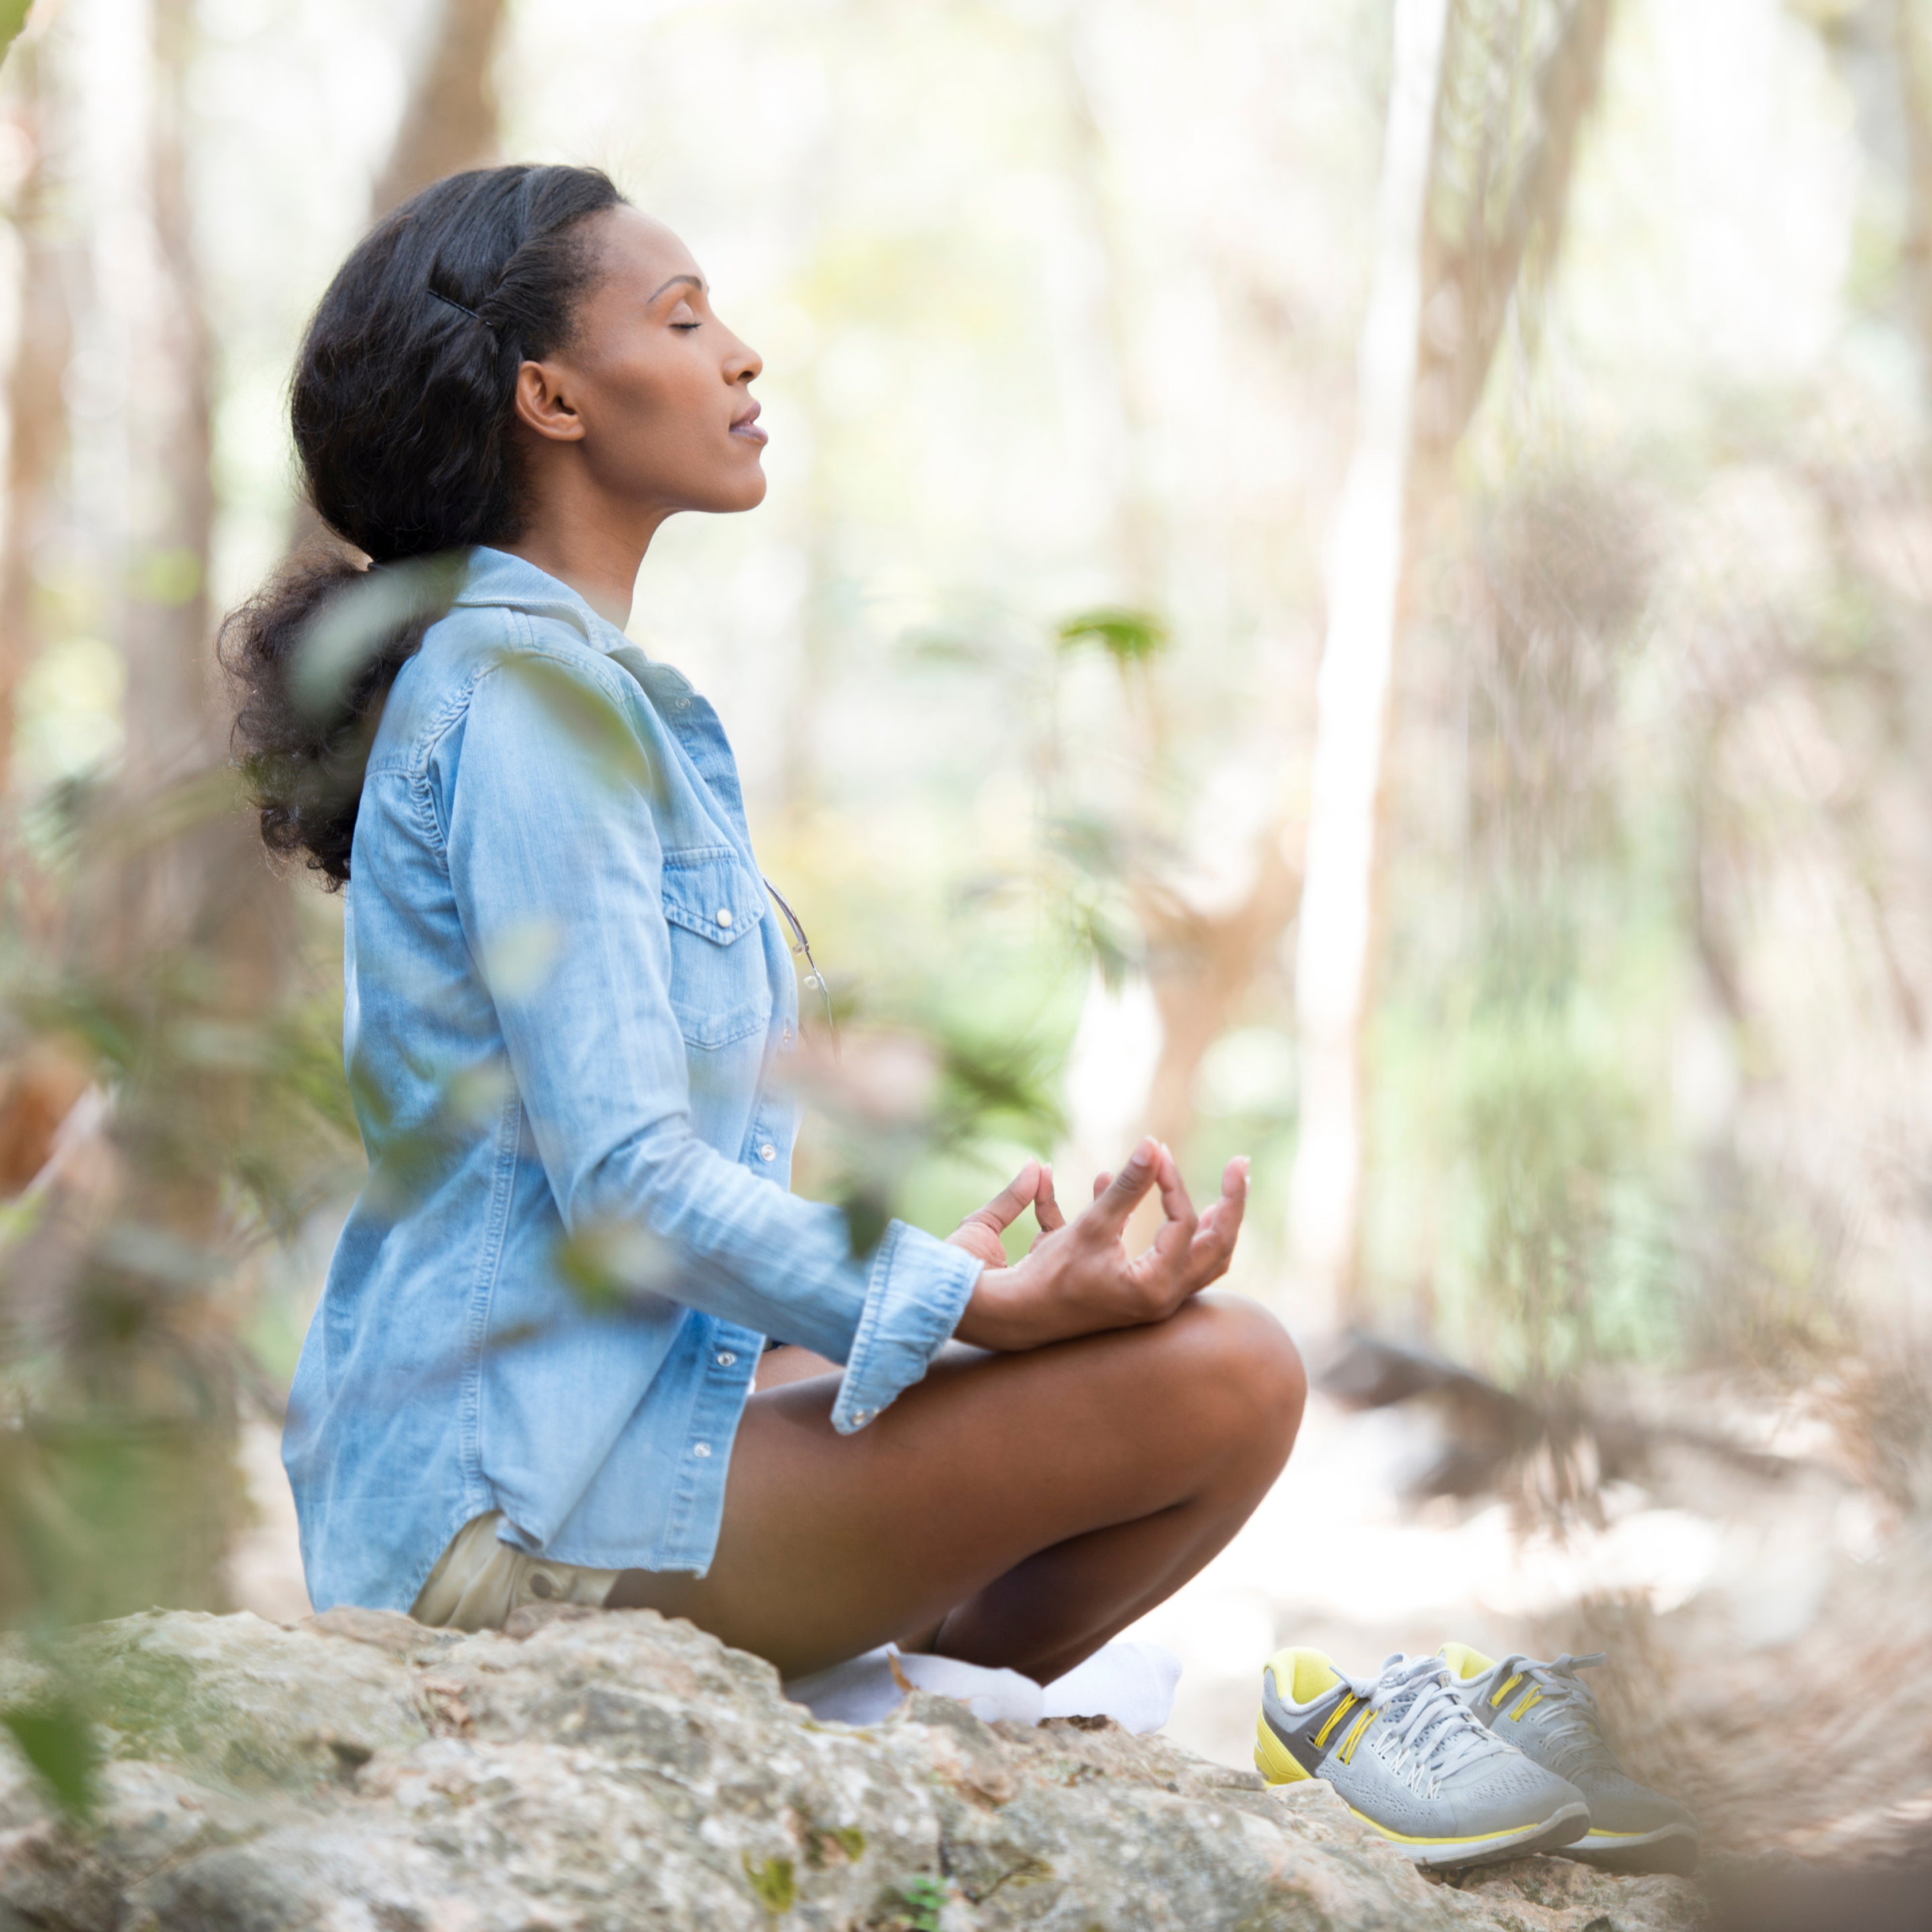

{"left": 502, "top": 492, "right": 672, "bottom": 630}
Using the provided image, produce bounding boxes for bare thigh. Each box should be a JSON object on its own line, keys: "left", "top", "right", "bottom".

{"left": 608, "top": 1292, "right": 1304, "bottom": 1678}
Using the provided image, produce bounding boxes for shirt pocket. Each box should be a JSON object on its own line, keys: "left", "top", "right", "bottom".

{"left": 660, "top": 847, "right": 769, "bottom": 1049}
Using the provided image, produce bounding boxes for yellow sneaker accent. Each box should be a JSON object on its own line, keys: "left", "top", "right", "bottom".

{"left": 1254, "top": 1709, "right": 1311, "bottom": 1785}
{"left": 1490, "top": 1670, "right": 1525, "bottom": 1709}
{"left": 1437, "top": 1642, "right": 1497, "bottom": 1681}
{"left": 1265, "top": 1646, "right": 1346, "bottom": 1704}
{"left": 1507, "top": 1685, "right": 1544, "bottom": 1721}
{"left": 1313, "top": 1691, "right": 1358, "bottom": 1748}
{"left": 1337, "top": 1706, "right": 1378, "bottom": 1764}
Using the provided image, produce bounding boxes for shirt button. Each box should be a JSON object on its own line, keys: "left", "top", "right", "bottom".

{"left": 782, "top": 1025, "right": 793, "bottom": 1046}
{"left": 715, "top": 1350, "right": 737, "bottom": 1368}
{"left": 759, "top": 1143, "right": 776, "bottom": 1163}
{"left": 716, "top": 907, "right": 733, "bottom": 927}
{"left": 692, "top": 1442, "right": 712, "bottom": 1458}
{"left": 851, "top": 1408, "right": 873, "bottom": 1425}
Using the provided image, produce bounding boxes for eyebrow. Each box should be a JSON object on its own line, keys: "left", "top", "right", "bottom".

{"left": 648, "top": 273, "right": 706, "bottom": 304}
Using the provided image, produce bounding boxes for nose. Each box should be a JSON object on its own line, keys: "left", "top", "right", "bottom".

{"left": 725, "top": 333, "right": 762, "bottom": 386}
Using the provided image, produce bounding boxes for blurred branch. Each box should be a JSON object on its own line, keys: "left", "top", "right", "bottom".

{"left": 1136, "top": 831, "right": 1301, "bottom": 1156}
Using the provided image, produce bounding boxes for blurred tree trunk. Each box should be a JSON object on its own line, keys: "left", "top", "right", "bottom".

{"left": 1894, "top": 0, "right": 1932, "bottom": 370}
{"left": 1289, "top": 0, "right": 1613, "bottom": 1330}
{"left": 371, "top": 0, "right": 506, "bottom": 217}
{"left": 38, "top": 0, "right": 255, "bottom": 1621}
{"left": 1288, "top": 0, "right": 1451, "bottom": 1328}
{"left": 119, "top": 0, "right": 215, "bottom": 796}
{"left": 1411, "top": 0, "right": 1611, "bottom": 464}
{"left": 287, "top": 0, "right": 505, "bottom": 561}
{"left": 0, "top": 33, "right": 72, "bottom": 811}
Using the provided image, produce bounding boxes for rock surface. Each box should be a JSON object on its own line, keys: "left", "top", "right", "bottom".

{"left": 0, "top": 1605, "right": 1707, "bottom": 1931}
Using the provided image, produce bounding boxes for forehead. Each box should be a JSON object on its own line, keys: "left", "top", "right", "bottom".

{"left": 592, "top": 205, "right": 702, "bottom": 296}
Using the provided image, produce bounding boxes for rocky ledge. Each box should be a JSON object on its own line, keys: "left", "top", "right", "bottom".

{"left": 0, "top": 1605, "right": 1706, "bottom": 1931}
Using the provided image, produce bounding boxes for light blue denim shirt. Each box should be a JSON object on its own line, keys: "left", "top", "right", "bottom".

{"left": 284, "top": 547, "right": 982, "bottom": 1612}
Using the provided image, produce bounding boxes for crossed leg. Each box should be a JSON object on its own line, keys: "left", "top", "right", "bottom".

{"left": 607, "top": 1291, "right": 1306, "bottom": 1682}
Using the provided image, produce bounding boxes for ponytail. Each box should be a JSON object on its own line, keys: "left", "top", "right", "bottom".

{"left": 219, "top": 549, "right": 459, "bottom": 887}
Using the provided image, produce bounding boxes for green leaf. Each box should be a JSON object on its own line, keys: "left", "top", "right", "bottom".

{"left": 1055, "top": 605, "right": 1169, "bottom": 667}
{"left": 2, "top": 1698, "right": 98, "bottom": 1817}
{"left": 895, "top": 1875, "right": 948, "bottom": 1932}
{"left": 0, "top": 0, "right": 34, "bottom": 66}
{"left": 840, "top": 1187, "right": 892, "bottom": 1260}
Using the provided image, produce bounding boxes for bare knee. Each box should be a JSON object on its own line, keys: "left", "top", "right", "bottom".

{"left": 1161, "top": 1292, "right": 1307, "bottom": 1481}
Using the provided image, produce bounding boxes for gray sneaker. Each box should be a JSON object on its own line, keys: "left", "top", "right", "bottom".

{"left": 1256, "top": 1648, "right": 1591, "bottom": 1868}
{"left": 1440, "top": 1644, "right": 1699, "bottom": 1874}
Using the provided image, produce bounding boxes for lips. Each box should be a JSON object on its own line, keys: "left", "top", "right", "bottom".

{"left": 731, "top": 402, "right": 767, "bottom": 446}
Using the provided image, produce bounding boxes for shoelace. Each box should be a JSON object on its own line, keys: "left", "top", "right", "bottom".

{"left": 1487, "top": 1652, "right": 1609, "bottom": 1773}
{"left": 1341, "top": 1655, "right": 1515, "bottom": 1792}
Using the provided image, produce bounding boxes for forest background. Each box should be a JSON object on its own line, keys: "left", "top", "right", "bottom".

{"left": 1, "top": 0, "right": 1930, "bottom": 1864}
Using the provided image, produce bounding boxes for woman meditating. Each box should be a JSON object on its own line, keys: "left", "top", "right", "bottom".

{"left": 227, "top": 164, "right": 1305, "bottom": 1686}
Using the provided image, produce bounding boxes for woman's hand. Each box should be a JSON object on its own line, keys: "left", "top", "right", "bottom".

{"left": 945, "top": 1158, "right": 1056, "bottom": 1271}
{"left": 946, "top": 1138, "right": 1249, "bottom": 1352}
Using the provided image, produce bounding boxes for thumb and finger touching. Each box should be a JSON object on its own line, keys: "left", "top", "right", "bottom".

{"left": 1186, "top": 1155, "right": 1250, "bottom": 1281}
{"left": 1028, "top": 1163, "right": 1065, "bottom": 1250}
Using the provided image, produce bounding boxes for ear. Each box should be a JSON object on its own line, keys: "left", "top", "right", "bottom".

{"left": 513, "top": 360, "right": 587, "bottom": 444}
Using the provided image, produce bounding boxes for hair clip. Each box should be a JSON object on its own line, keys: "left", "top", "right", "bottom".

{"left": 428, "top": 287, "right": 485, "bottom": 323}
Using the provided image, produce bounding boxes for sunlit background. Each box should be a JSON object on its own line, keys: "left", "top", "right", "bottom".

{"left": 3, "top": 0, "right": 1931, "bottom": 1870}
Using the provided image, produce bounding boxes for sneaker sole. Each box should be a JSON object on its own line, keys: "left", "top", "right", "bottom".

{"left": 1567, "top": 1823, "right": 1700, "bottom": 1876}
{"left": 1340, "top": 1799, "right": 1591, "bottom": 1870}
{"left": 1256, "top": 1714, "right": 1591, "bottom": 1870}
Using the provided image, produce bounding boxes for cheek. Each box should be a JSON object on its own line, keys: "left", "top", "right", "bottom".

{"left": 598, "top": 363, "right": 720, "bottom": 477}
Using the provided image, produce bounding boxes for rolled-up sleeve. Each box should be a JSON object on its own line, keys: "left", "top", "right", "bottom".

{"left": 436, "top": 645, "right": 979, "bottom": 1427}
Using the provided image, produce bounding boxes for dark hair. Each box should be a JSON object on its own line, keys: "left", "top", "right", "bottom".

{"left": 221, "top": 164, "right": 627, "bottom": 886}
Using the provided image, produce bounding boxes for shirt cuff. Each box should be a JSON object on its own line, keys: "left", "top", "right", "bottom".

{"left": 830, "top": 1221, "right": 982, "bottom": 1434}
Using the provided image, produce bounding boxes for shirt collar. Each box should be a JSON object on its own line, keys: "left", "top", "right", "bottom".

{"left": 450, "top": 546, "right": 637, "bottom": 661}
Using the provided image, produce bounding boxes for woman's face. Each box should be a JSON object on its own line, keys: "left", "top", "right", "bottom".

{"left": 516, "top": 205, "right": 767, "bottom": 519}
